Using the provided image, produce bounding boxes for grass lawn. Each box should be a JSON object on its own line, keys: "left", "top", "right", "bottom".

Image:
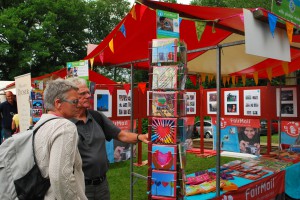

{"left": 260, "top": 133, "right": 279, "bottom": 144}
{"left": 107, "top": 143, "right": 238, "bottom": 200}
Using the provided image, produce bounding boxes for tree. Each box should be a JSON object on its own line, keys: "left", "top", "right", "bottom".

{"left": 190, "top": 0, "right": 272, "bottom": 10}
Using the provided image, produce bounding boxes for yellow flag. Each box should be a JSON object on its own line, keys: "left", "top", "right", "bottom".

{"left": 266, "top": 68, "right": 272, "bottom": 81}
{"left": 130, "top": 6, "right": 136, "bottom": 20}
{"left": 253, "top": 72, "right": 258, "bottom": 85}
{"left": 235, "top": 76, "right": 239, "bottom": 85}
{"left": 231, "top": 75, "right": 236, "bottom": 86}
{"left": 242, "top": 74, "right": 246, "bottom": 86}
{"left": 226, "top": 76, "right": 230, "bottom": 85}
{"left": 282, "top": 62, "right": 289, "bottom": 75}
{"left": 201, "top": 73, "right": 206, "bottom": 83}
{"left": 286, "top": 22, "right": 294, "bottom": 43}
{"left": 195, "top": 21, "right": 206, "bottom": 41}
{"left": 90, "top": 58, "right": 94, "bottom": 70}
{"left": 109, "top": 39, "right": 114, "bottom": 53}
{"left": 222, "top": 76, "right": 226, "bottom": 86}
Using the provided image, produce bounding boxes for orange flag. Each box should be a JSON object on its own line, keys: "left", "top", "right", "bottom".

{"left": 231, "top": 75, "right": 236, "bottom": 86}
{"left": 266, "top": 68, "right": 272, "bottom": 81}
{"left": 201, "top": 73, "right": 206, "bottom": 83}
{"left": 286, "top": 22, "right": 294, "bottom": 43}
{"left": 226, "top": 76, "right": 230, "bottom": 85}
{"left": 282, "top": 62, "right": 289, "bottom": 75}
{"left": 241, "top": 75, "right": 246, "bottom": 86}
{"left": 123, "top": 84, "right": 131, "bottom": 95}
{"left": 138, "top": 82, "right": 147, "bottom": 94}
{"left": 222, "top": 76, "right": 227, "bottom": 86}
{"left": 109, "top": 39, "right": 114, "bottom": 53}
{"left": 253, "top": 72, "right": 258, "bottom": 85}
{"left": 130, "top": 5, "right": 136, "bottom": 20}
{"left": 90, "top": 58, "right": 94, "bottom": 70}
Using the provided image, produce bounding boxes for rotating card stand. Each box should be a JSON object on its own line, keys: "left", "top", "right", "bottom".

{"left": 147, "top": 38, "right": 188, "bottom": 200}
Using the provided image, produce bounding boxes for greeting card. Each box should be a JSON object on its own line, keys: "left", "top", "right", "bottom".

{"left": 152, "top": 38, "right": 178, "bottom": 63}
{"left": 152, "top": 92, "right": 177, "bottom": 117}
{"left": 152, "top": 66, "right": 178, "bottom": 90}
{"left": 151, "top": 144, "right": 177, "bottom": 170}
{"left": 151, "top": 117, "right": 177, "bottom": 144}
{"left": 151, "top": 170, "right": 177, "bottom": 197}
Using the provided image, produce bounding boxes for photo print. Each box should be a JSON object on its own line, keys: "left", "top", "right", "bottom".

{"left": 207, "top": 91, "right": 217, "bottom": 114}
{"left": 244, "top": 89, "right": 261, "bottom": 116}
{"left": 185, "top": 92, "right": 196, "bottom": 115}
{"left": 94, "top": 90, "right": 112, "bottom": 117}
{"left": 117, "top": 90, "right": 131, "bottom": 117}
{"left": 276, "top": 87, "right": 297, "bottom": 117}
{"left": 224, "top": 90, "right": 239, "bottom": 115}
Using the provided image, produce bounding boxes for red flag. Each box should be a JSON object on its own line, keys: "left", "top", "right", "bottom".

{"left": 139, "top": 4, "right": 147, "bottom": 21}
{"left": 107, "top": 85, "right": 115, "bottom": 95}
{"left": 123, "top": 84, "right": 131, "bottom": 95}
{"left": 138, "top": 82, "right": 147, "bottom": 94}
{"left": 189, "top": 75, "right": 197, "bottom": 86}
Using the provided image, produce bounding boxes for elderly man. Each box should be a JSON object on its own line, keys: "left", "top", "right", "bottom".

{"left": 68, "top": 77, "right": 148, "bottom": 200}
{"left": 34, "top": 79, "right": 87, "bottom": 199}
{"left": 0, "top": 91, "right": 17, "bottom": 143}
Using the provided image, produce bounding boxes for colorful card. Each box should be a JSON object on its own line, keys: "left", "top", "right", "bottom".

{"left": 151, "top": 144, "right": 177, "bottom": 170}
{"left": 152, "top": 117, "right": 177, "bottom": 144}
{"left": 152, "top": 66, "right": 177, "bottom": 90}
{"left": 32, "top": 100, "right": 43, "bottom": 109}
{"left": 151, "top": 170, "right": 177, "bottom": 197}
{"left": 152, "top": 92, "right": 177, "bottom": 117}
{"left": 152, "top": 38, "right": 177, "bottom": 63}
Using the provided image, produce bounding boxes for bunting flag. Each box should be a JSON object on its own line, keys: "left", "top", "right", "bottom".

{"left": 195, "top": 21, "right": 206, "bottom": 41}
{"left": 208, "top": 74, "right": 214, "bottom": 83}
{"left": 201, "top": 73, "right": 206, "bottom": 83}
{"left": 130, "top": 5, "right": 136, "bottom": 20}
{"left": 138, "top": 82, "right": 147, "bottom": 94}
{"left": 239, "top": 13, "right": 244, "bottom": 22}
{"left": 179, "top": 17, "right": 182, "bottom": 26}
{"left": 268, "top": 13, "right": 277, "bottom": 38}
{"left": 109, "top": 39, "right": 114, "bottom": 53}
{"left": 226, "top": 76, "right": 230, "bottom": 85}
{"left": 139, "top": 4, "right": 147, "bottom": 21}
{"left": 120, "top": 24, "right": 126, "bottom": 38}
{"left": 266, "top": 67, "right": 272, "bottom": 81}
{"left": 189, "top": 75, "right": 197, "bottom": 86}
{"left": 242, "top": 74, "right": 246, "bottom": 86}
{"left": 282, "top": 62, "right": 289, "bottom": 75}
{"left": 212, "top": 21, "right": 216, "bottom": 33}
{"left": 108, "top": 85, "right": 115, "bottom": 95}
{"left": 231, "top": 75, "right": 236, "bottom": 86}
{"left": 222, "top": 76, "right": 227, "bottom": 86}
{"left": 90, "top": 58, "right": 94, "bottom": 70}
{"left": 123, "top": 83, "right": 131, "bottom": 95}
{"left": 253, "top": 72, "right": 258, "bottom": 85}
{"left": 286, "top": 22, "right": 294, "bottom": 43}
{"left": 99, "top": 51, "right": 104, "bottom": 64}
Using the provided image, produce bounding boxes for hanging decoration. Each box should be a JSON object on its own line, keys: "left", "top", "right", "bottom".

{"left": 242, "top": 74, "right": 246, "bottom": 86}
{"left": 99, "top": 51, "right": 104, "bottom": 64}
{"left": 139, "top": 4, "right": 147, "bottom": 21}
{"left": 226, "top": 76, "right": 230, "bottom": 85}
{"left": 231, "top": 75, "right": 236, "bottom": 86}
{"left": 222, "top": 76, "right": 227, "bottom": 86}
{"left": 195, "top": 21, "right": 206, "bottom": 41}
{"left": 188, "top": 75, "right": 197, "bottom": 86}
{"left": 286, "top": 22, "right": 294, "bottom": 43}
{"left": 268, "top": 13, "right": 278, "bottom": 38}
{"left": 138, "top": 82, "right": 147, "bottom": 94}
{"left": 90, "top": 58, "right": 94, "bottom": 70}
{"left": 266, "top": 67, "right": 273, "bottom": 81}
{"left": 120, "top": 24, "right": 126, "bottom": 38}
{"left": 282, "top": 62, "right": 289, "bottom": 75}
{"left": 130, "top": 5, "right": 136, "bottom": 20}
{"left": 109, "top": 39, "right": 114, "bottom": 53}
{"left": 253, "top": 72, "right": 258, "bottom": 85}
{"left": 201, "top": 73, "right": 206, "bottom": 83}
{"left": 107, "top": 85, "right": 115, "bottom": 95}
{"left": 123, "top": 83, "right": 131, "bottom": 95}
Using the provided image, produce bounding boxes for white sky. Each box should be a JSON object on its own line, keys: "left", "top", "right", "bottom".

{"left": 128, "top": 0, "right": 192, "bottom": 7}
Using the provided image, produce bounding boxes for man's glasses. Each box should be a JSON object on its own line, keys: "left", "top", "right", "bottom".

{"left": 61, "top": 98, "right": 79, "bottom": 105}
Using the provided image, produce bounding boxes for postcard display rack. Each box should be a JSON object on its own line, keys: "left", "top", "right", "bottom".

{"left": 147, "top": 38, "right": 188, "bottom": 200}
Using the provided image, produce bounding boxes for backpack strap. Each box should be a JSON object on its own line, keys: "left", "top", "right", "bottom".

{"left": 32, "top": 117, "right": 59, "bottom": 164}
{"left": 88, "top": 109, "right": 104, "bottom": 129}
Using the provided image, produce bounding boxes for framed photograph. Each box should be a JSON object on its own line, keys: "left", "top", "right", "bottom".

{"left": 224, "top": 91, "right": 239, "bottom": 115}
{"left": 186, "top": 92, "right": 196, "bottom": 115}
{"left": 117, "top": 90, "right": 131, "bottom": 117}
{"left": 207, "top": 91, "right": 217, "bottom": 114}
{"left": 244, "top": 89, "right": 261, "bottom": 116}
{"left": 276, "top": 88, "right": 297, "bottom": 117}
{"left": 94, "top": 90, "right": 112, "bottom": 117}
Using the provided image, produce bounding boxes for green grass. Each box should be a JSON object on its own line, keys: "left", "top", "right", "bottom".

{"left": 107, "top": 143, "right": 238, "bottom": 200}
{"left": 260, "top": 133, "right": 279, "bottom": 144}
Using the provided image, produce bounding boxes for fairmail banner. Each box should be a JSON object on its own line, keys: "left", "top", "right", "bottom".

{"left": 212, "top": 170, "right": 285, "bottom": 200}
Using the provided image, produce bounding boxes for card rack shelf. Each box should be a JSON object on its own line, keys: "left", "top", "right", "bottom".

{"left": 147, "top": 38, "right": 188, "bottom": 200}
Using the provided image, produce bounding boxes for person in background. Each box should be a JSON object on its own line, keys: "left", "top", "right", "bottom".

{"left": 34, "top": 79, "right": 87, "bottom": 199}
{"left": 11, "top": 113, "right": 20, "bottom": 134}
{"left": 238, "top": 126, "right": 260, "bottom": 155}
{"left": 0, "top": 91, "right": 17, "bottom": 143}
{"left": 68, "top": 77, "right": 148, "bottom": 200}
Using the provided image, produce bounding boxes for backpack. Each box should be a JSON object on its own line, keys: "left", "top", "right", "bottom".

{"left": 0, "top": 117, "right": 57, "bottom": 200}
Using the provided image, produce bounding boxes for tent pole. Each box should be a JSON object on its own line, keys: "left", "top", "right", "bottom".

{"left": 215, "top": 45, "right": 222, "bottom": 197}
{"left": 130, "top": 63, "right": 134, "bottom": 200}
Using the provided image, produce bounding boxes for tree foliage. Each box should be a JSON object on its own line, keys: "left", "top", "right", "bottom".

{"left": 190, "top": 0, "right": 272, "bottom": 10}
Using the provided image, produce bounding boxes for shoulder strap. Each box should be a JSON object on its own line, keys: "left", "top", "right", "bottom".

{"left": 88, "top": 109, "right": 103, "bottom": 129}
{"left": 32, "top": 117, "right": 59, "bottom": 164}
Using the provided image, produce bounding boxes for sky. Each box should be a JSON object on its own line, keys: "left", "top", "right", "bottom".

{"left": 128, "top": 0, "right": 192, "bottom": 7}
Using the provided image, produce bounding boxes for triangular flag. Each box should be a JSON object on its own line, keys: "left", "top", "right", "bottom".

{"left": 90, "top": 58, "right": 94, "bottom": 70}
{"left": 130, "top": 5, "right": 136, "bottom": 20}
{"left": 268, "top": 13, "right": 277, "bottom": 38}
{"left": 139, "top": 4, "right": 147, "bottom": 21}
{"left": 99, "top": 51, "right": 104, "bottom": 64}
{"left": 212, "top": 21, "right": 216, "bottom": 33}
{"left": 282, "top": 62, "right": 289, "bottom": 75}
{"left": 201, "top": 73, "right": 206, "bottom": 83}
{"left": 120, "top": 24, "right": 126, "bottom": 38}
{"left": 109, "top": 39, "right": 114, "bottom": 53}
{"left": 253, "top": 72, "right": 258, "bottom": 85}
{"left": 179, "top": 18, "right": 182, "bottom": 26}
{"left": 123, "top": 84, "right": 131, "bottom": 95}
{"left": 138, "top": 82, "right": 147, "bottom": 94}
{"left": 266, "top": 67, "right": 272, "bottom": 81}
{"left": 226, "top": 76, "right": 230, "bottom": 85}
{"left": 239, "top": 13, "right": 244, "bottom": 23}
{"left": 286, "top": 22, "right": 294, "bottom": 43}
{"left": 231, "top": 75, "right": 236, "bottom": 86}
{"left": 195, "top": 21, "right": 206, "bottom": 41}
{"left": 189, "top": 75, "right": 197, "bottom": 86}
{"left": 208, "top": 74, "right": 213, "bottom": 83}
{"left": 108, "top": 85, "right": 115, "bottom": 95}
{"left": 242, "top": 74, "right": 246, "bottom": 86}
{"left": 222, "top": 76, "right": 227, "bottom": 86}
{"left": 235, "top": 76, "right": 239, "bottom": 85}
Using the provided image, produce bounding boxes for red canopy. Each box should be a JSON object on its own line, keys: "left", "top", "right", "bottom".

{"left": 84, "top": 0, "right": 300, "bottom": 79}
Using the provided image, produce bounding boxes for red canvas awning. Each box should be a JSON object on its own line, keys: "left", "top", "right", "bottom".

{"left": 84, "top": 0, "right": 300, "bottom": 79}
